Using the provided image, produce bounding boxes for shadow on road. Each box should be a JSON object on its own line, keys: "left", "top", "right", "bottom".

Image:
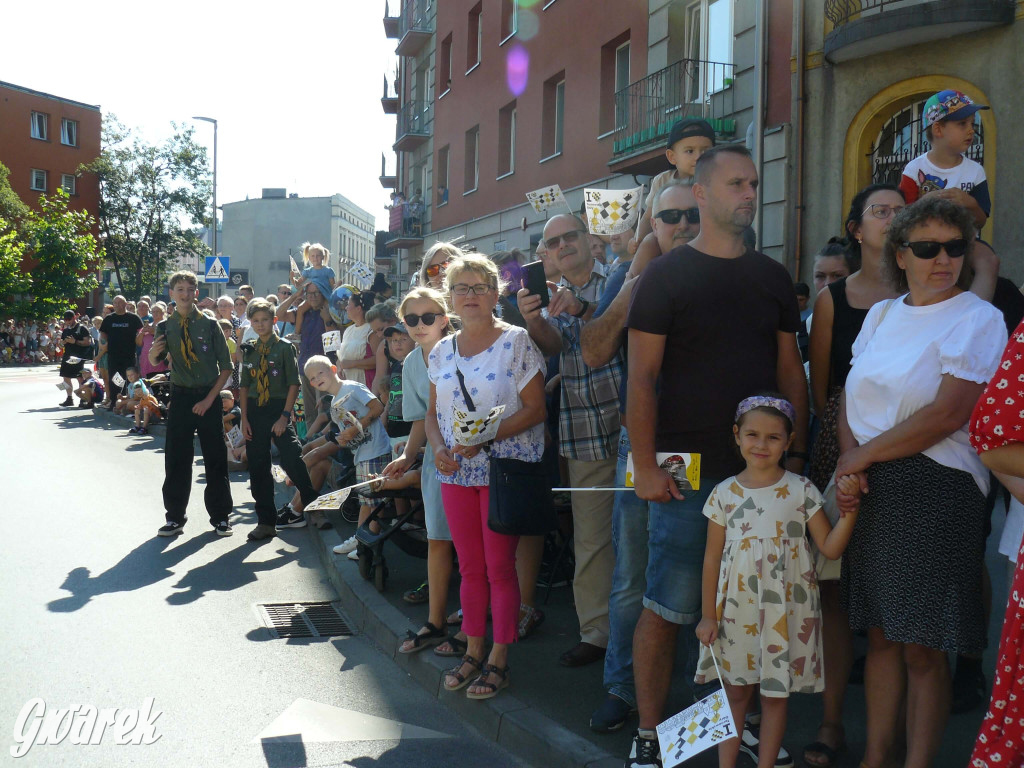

{"left": 166, "top": 545, "right": 297, "bottom": 605}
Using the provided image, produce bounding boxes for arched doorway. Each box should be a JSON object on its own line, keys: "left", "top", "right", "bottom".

{"left": 842, "top": 76, "right": 996, "bottom": 240}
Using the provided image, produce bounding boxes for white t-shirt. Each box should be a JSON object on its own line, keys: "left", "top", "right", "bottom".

{"left": 340, "top": 323, "right": 373, "bottom": 385}
{"left": 901, "top": 153, "right": 986, "bottom": 200}
{"left": 1001, "top": 498, "right": 1024, "bottom": 563}
{"left": 330, "top": 380, "right": 390, "bottom": 464}
{"left": 845, "top": 291, "right": 1006, "bottom": 494}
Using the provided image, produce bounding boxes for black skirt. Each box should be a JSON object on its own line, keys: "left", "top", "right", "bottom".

{"left": 840, "top": 453, "right": 987, "bottom": 654}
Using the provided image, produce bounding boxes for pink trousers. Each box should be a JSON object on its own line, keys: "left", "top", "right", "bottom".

{"left": 441, "top": 483, "right": 520, "bottom": 644}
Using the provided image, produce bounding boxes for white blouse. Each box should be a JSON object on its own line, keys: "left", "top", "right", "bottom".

{"left": 340, "top": 323, "right": 373, "bottom": 385}
{"left": 845, "top": 290, "right": 1006, "bottom": 494}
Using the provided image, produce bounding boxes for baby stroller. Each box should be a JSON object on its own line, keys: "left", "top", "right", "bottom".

{"left": 353, "top": 485, "right": 428, "bottom": 592}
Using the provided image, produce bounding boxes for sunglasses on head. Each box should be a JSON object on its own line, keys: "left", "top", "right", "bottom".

{"left": 424, "top": 261, "right": 450, "bottom": 279}
{"left": 899, "top": 239, "right": 969, "bottom": 260}
{"left": 403, "top": 312, "right": 442, "bottom": 327}
{"left": 654, "top": 207, "right": 700, "bottom": 225}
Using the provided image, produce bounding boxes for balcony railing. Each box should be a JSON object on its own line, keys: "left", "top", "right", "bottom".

{"left": 383, "top": 0, "right": 399, "bottom": 38}
{"left": 611, "top": 58, "right": 737, "bottom": 160}
{"left": 826, "top": 0, "right": 902, "bottom": 25}
{"left": 386, "top": 202, "right": 425, "bottom": 247}
{"left": 381, "top": 75, "right": 399, "bottom": 114}
{"left": 379, "top": 153, "right": 397, "bottom": 189}
{"left": 396, "top": 0, "right": 433, "bottom": 57}
{"left": 394, "top": 100, "right": 432, "bottom": 152}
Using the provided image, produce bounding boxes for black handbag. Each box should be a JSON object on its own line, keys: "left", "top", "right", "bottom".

{"left": 452, "top": 337, "right": 555, "bottom": 536}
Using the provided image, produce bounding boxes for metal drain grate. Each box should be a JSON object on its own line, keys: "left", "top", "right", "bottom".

{"left": 257, "top": 601, "right": 353, "bottom": 639}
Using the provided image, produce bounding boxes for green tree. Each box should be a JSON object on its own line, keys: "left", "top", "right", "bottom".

{"left": 81, "top": 115, "right": 212, "bottom": 299}
{"left": 0, "top": 162, "right": 30, "bottom": 227}
{"left": 0, "top": 216, "right": 31, "bottom": 314}
{"left": 19, "top": 188, "right": 102, "bottom": 320}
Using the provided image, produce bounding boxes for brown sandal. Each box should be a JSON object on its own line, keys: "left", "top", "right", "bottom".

{"left": 466, "top": 663, "right": 510, "bottom": 700}
{"left": 443, "top": 654, "right": 483, "bottom": 692}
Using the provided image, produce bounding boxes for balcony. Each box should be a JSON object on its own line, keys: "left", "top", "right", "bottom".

{"left": 824, "top": 0, "right": 1014, "bottom": 64}
{"left": 386, "top": 204, "right": 424, "bottom": 249}
{"left": 383, "top": 0, "right": 399, "bottom": 38}
{"left": 379, "top": 153, "right": 397, "bottom": 189}
{"left": 381, "top": 76, "right": 398, "bottom": 115}
{"left": 394, "top": 100, "right": 432, "bottom": 152}
{"left": 395, "top": 0, "right": 433, "bottom": 57}
{"left": 609, "top": 59, "right": 737, "bottom": 176}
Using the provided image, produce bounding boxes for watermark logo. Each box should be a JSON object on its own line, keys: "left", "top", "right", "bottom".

{"left": 11, "top": 698, "right": 162, "bottom": 758}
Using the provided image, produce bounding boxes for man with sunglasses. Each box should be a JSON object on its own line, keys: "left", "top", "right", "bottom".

{"left": 581, "top": 181, "right": 702, "bottom": 735}
{"left": 519, "top": 213, "right": 624, "bottom": 670}
{"left": 623, "top": 145, "right": 807, "bottom": 768}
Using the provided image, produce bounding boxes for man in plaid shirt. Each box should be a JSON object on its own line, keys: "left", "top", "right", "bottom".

{"left": 519, "top": 213, "right": 623, "bottom": 668}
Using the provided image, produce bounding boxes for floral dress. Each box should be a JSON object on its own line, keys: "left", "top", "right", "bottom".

{"left": 695, "top": 471, "right": 826, "bottom": 697}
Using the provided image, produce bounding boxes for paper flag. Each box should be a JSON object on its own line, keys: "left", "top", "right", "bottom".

{"left": 227, "top": 425, "right": 245, "bottom": 448}
{"left": 304, "top": 480, "right": 377, "bottom": 512}
{"left": 584, "top": 186, "right": 643, "bottom": 236}
{"left": 452, "top": 405, "right": 506, "bottom": 446}
{"left": 271, "top": 464, "right": 288, "bottom": 484}
{"left": 525, "top": 185, "right": 568, "bottom": 214}
{"left": 657, "top": 649, "right": 736, "bottom": 767}
{"left": 290, "top": 256, "right": 301, "bottom": 278}
{"left": 322, "top": 330, "right": 342, "bottom": 353}
{"left": 330, "top": 396, "right": 371, "bottom": 450}
{"left": 625, "top": 451, "right": 701, "bottom": 492}
{"left": 56, "top": 382, "right": 69, "bottom": 391}
{"left": 65, "top": 356, "right": 82, "bottom": 364}
{"left": 112, "top": 372, "right": 125, "bottom": 387}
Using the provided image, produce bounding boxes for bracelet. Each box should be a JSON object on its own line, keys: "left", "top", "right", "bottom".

{"left": 788, "top": 450, "right": 808, "bottom": 460}
{"left": 280, "top": 410, "right": 292, "bottom": 419}
{"left": 571, "top": 298, "right": 590, "bottom": 318}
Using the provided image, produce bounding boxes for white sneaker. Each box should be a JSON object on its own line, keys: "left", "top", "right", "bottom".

{"left": 333, "top": 535, "right": 358, "bottom": 555}
{"left": 347, "top": 549, "right": 359, "bottom": 561}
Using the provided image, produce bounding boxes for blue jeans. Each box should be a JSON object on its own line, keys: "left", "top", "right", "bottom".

{"left": 603, "top": 426, "right": 650, "bottom": 708}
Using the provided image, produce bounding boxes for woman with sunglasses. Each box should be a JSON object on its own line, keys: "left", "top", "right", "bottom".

{"left": 833, "top": 196, "right": 1006, "bottom": 768}
{"left": 426, "top": 254, "right": 546, "bottom": 701}
{"left": 338, "top": 291, "right": 377, "bottom": 386}
{"left": 419, "top": 242, "right": 464, "bottom": 291}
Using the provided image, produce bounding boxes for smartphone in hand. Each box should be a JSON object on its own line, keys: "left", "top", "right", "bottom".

{"left": 523, "top": 260, "right": 550, "bottom": 308}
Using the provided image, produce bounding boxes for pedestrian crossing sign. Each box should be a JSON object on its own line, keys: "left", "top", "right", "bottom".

{"left": 205, "top": 256, "right": 230, "bottom": 283}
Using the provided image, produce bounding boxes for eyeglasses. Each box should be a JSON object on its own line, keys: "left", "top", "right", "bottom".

{"left": 866, "top": 204, "right": 905, "bottom": 220}
{"left": 450, "top": 283, "right": 494, "bottom": 296}
{"left": 424, "top": 261, "right": 450, "bottom": 279}
{"left": 403, "top": 312, "right": 442, "bottom": 327}
{"left": 899, "top": 239, "right": 969, "bottom": 259}
{"left": 654, "top": 207, "right": 700, "bottom": 225}
{"left": 544, "top": 229, "right": 583, "bottom": 250}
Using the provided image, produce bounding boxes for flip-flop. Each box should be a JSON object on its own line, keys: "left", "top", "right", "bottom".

{"left": 802, "top": 723, "right": 847, "bottom": 768}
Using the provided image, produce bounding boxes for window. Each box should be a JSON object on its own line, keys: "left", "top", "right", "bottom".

{"left": 31, "top": 111, "right": 48, "bottom": 140}
{"left": 30, "top": 169, "right": 47, "bottom": 192}
{"left": 500, "top": 0, "right": 517, "bottom": 43}
{"left": 467, "top": 3, "right": 482, "bottom": 72}
{"left": 498, "top": 102, "right": 516, "bottom": 177}
{"left": 684, "top": 0, "right": 733, "bottom": 99}
{"left": 437, "top": 146, "right": 450, "bottom": 205}
{"left": 541, "top": 73, "right": 565, "bottom": 159}
{"left": 464, "top": 126, "right": 480, "bottom": 193}
{"left": 61, "top": 174, "right": 76, "bottom": 195}
{"left": 61, "top": 118, "right": 78, "bottom": 147}
{"left": 439, "top": 34, "right": 453, "bottom": 96}
{"left": 599, "top": 35, "right": 630, "bottom": 135}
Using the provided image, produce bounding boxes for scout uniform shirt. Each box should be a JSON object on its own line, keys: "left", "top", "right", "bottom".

{"left": 239, "top": 335, "right": 300, "bottom": 402}
{"left": 155, "top": 306, "right": 231, "bottom": 388}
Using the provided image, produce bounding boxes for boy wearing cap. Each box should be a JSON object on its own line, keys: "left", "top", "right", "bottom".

{"left": 899, "top": 89, "right": 990, "bottom": 228}
{"left": 630, "top": 118, "right": 716, "bottom": 251}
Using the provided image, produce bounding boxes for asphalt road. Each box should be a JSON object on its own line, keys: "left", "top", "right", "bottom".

{"left": 0, "top": 365, "right": 523, "bottom": 768}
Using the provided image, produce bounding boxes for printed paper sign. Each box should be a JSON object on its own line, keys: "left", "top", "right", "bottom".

{"left": 584, "top": 187, "right": 643, "bottom": 236}
{"left": 525, "top": 184, "right": 567, "bottom": 214}
{"left": 330, "top": 396, "right": 370, "bottom": 450}
{"left": 65, "top": 356, "right": 82, "bottom": 364}
{"left": 322, "top": 330, "right": 342, "bottom": 353}
{"left": 56, "top": 382, "right": 69, "bottom": 391}
{"left": 657, "top": 688, "right": 737, "bottom": 767}
{"left": 625, "top": 452, "right": 701, "bottom": 492}
{"left": 227, "top": 425, "right": 245, "bottom": 448}
{"left": 452, "top": 405, "right": 506, "bottom": 446}
{"left": 290, "top": 256, "right": 301, "bottom": 279}
{"left": 271, "top": 464, "right": 288, "bottom": 484}
{"left": 304, "top": 480, "right": 374, "bottom": 512}
{"left": 112, "top": 372, "right": 125, "bottom": 388}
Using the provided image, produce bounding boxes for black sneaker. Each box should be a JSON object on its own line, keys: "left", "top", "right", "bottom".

{"left": 77, "top": 401, "right": 92, "bottom": 409}
{"left": 59, "top": 397, "right": 73, "bottom": 407}
{"left": 625, "top": 730, "right": 661, "bottom": 768}
{"left": 213, "top": 521, "right": 233, "bottom": 536}
{"left": 275, "top": 507, "right": 306, "bottom": 529}
{"left": 740, "top": 713, "right": 794, "bottom": 767}
{"left": 590, "top": 693, "right": 635, "bottom": 733}
{"left": 157, "top": 521, "right": 185, "bottom": 537}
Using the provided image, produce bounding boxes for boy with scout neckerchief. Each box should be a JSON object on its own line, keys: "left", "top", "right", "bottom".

{"left": 239, "top": 299, "right": 318, "bottom": 542}
{"left": 149, "top": 270, "right": 234, "bottom": 537}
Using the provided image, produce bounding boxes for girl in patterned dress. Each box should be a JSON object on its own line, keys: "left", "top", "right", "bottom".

{"left": 695, "top": 395, "right": 860, "bottom": 767}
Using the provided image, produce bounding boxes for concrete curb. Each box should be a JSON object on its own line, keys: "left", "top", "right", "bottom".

{"left": 304, "top": 517, "right": 619, "bottom": 768}
{"left": 90, "top": 403, "right": 168, "bottom": 437}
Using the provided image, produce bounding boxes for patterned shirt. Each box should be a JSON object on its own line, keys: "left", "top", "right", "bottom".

{"left": 545, "top": 263, "right": 624, "bottom": 461}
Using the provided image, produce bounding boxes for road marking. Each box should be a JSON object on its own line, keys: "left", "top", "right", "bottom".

{"left": 255, "top": 698, "right": 450, "bottom": 743}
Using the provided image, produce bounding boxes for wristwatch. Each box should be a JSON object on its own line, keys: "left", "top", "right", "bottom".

{"left": 571, "top": 297, "right": 590, "bottom": 318}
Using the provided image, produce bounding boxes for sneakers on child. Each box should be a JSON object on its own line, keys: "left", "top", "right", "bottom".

{"left": 157, "top": 521, "right": 185, "bottom": 537}
{"left": 275, "top": 507, "right": 307, "bottom": 529}
{"left": 740, "top": 712, "right": 794, "bottom": 767}
{"left": 213, "top": 521, "right": 233, "bottom": 536}
{"left": 333, "top": 535, "right": 358, "bottom": 555}
{"left": 128, "top": 426, "right": 140, "bottom": 434}
{"left": 347, "top": 549, "right": 360, "bottom": 561}
{"left": 625, "top": 729, "right": 662, "bottom": 768}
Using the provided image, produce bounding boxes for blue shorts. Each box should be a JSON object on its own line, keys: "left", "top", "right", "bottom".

{"left": 642, "top": 481, "right": 719, "bottom": 625}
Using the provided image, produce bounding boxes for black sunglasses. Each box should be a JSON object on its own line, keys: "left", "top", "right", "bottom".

{"left": 403, "top": 312, "right": 441, "bottom": 327}
{"left": 654, "top": 207, "right": 700, "bottom": 225}
{"left": 899, "top": 239, "right": 969, "bottom": 260}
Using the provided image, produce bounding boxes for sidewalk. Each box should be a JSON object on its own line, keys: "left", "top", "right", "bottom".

{"left": 92, "top": 406, "right": 997, "bottom": 767}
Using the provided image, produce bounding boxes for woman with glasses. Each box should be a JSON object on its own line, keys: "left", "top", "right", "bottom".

{"left": 426, "top": 254, "right": 546, "bottom": 700}
{"left": 833, "top": 197, "right": 1005, "bottom": 768}
{"left": 338, "top": 291, "right": 378, "bottom": 386}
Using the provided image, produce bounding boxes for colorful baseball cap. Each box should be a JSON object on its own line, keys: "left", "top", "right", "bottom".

{"left": 923, "top": 90, "right": 989, "bottom": 127}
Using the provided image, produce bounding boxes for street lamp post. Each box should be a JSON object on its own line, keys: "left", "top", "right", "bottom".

{"left": 192, "top": 116, "right": 218, "bottom": 287}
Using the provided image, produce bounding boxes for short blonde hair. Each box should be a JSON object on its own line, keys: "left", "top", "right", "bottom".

{"left": 219, "top": 390, "right": 234, "bottom": 401}
{"left": 303, "top": 354, "right": 334, "bottom": 377}
{"left": 443, "top": 253, "right": 507, "bottom": 296}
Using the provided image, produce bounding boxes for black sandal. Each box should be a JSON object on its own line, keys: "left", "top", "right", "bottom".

{"left": 443, "top": 654, "right": 483, "bottom": 691}
{"left": 433, "top": 633, "right": 468, "bottom": 658}
{"left": 802, "top": 723, "right": 847, "bottom": 768}
{"left": 466, "top": 663, "right": 510, "bottom": 700}
{"left": 398, "top": 621, "right": 446, "bottom": 655}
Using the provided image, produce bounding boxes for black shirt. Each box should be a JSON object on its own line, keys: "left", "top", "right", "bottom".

{"left": 100, "top": 312, "right": 143, "bottom": 361}
{"left": 62, "top": 323, "right": 94, "bottom": 360}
